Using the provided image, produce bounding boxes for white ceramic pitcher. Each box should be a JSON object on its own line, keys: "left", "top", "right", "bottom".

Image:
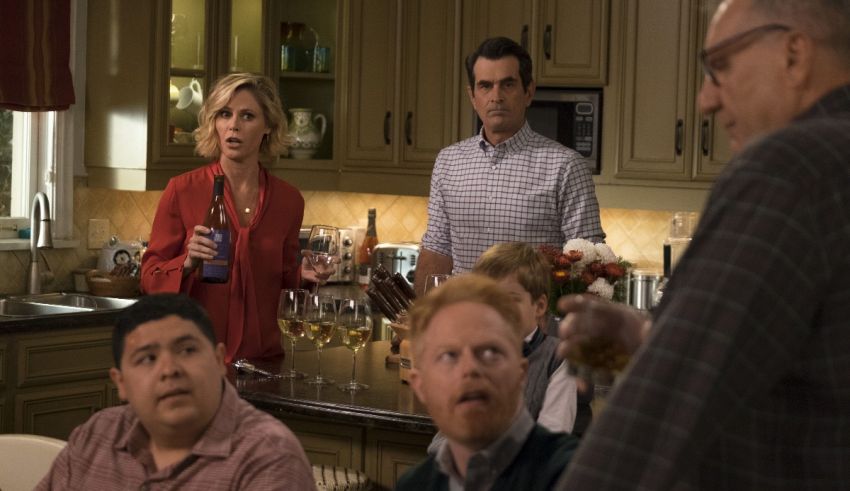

{"left": 287, "top": 108, "right": 326, "bottom": 159}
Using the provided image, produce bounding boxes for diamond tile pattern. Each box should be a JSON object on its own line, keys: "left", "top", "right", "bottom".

{"left": 0, "top": 181, "right": 684, "bottom": 294}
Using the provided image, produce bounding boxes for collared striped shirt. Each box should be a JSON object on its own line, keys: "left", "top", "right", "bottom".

{"left": 557, "top": 84, "right": 850, "bottom": 490}
{"left": 421, "top": 122, "right": 605, "bottom": 272}
{"left": 37, "top": 381, "right": 315, "bottom": 490}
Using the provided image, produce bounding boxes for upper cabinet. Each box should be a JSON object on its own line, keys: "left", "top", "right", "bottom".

{"left": 463, "top": 0, "right": 610, "bottom": 87}
{"left": 266, "top": 0, "right": 342, "bottom": 191}
{"left": 86, "top": 0, "right": 268, "bottom": 190}
{"left": 340, "top": 0, "right": 460, "bottom": 195}
{"left": 614, "top": 0, "right": 731, "bottom": 182}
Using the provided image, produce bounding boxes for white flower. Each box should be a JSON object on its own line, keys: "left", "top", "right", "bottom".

{"left": 564, "top": 238, "right": 598, "bottom": 268}
{"left": 595, "top": 243, "right": 617, "bottom": 264}
{"left": 587, "top": 277, "right": 614, "bottom": 300}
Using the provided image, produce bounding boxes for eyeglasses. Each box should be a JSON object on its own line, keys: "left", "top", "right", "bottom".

{"left": 700, "top": 23, "right": 791, "bottom": 86}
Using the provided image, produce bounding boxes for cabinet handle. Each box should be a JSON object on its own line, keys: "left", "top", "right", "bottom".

{"left": 384, "top": 111, "right": 392, "bottom": 145}
{"left": 521, "top": 25, "right": 529, "bottom": 50}
{"left": 405, "top": 112, "right": 413, "bottom": 145}
{"left": 544, "top": 25, "right": 552, "bottom": 60}
{"left": 701, "top": 119, "right": 710, "bottom": 156}
{"left": 675, "top": 119, "right": 684, "bottom": 156}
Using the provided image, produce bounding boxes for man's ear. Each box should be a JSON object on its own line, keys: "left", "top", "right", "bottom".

{"left": 466, "top": 85, "right": 475, "bottom": 105}
{"left": 214, "top": 342, "right": 227, "bottom": 376}
{"left": 524, "top": 79, "right": 536, "bottom": 106}
{"left": 784, "top": 31, "right": 815, "bottom": 88}
{"left": 409, "top": 368, "right": 426, "bottom": 404}
{"left": 109, "top": 367, "right": 127, "bottom": 401}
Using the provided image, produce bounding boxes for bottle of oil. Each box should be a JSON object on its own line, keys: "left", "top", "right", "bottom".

{"left": 200, "top": 175, "right": 230, "bottom": 283}
{"left": 357, "top": 208, "right": 379, "bottom": 289}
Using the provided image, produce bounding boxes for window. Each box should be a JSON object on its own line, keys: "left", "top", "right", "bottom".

{"left": 0, "top": 0, "right": 84, "bottom": 242}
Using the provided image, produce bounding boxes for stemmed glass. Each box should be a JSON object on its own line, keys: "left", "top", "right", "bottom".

{"left": 277, "top": 289, "right": 308, "bottom": 379}
{"left": 424, "top": 274, "right": 450, "bottom": 293}
{"left": 337, "top": 298, "right": 373, "bottom": 392}
{"left": 306, "top": 225, "right": 338, "bottom": 292}
{"left": 304, "top": 293, "right": 337, "bottom": 385}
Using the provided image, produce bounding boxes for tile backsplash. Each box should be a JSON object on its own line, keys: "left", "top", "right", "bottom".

{"left": 0, "top": 183, "right": 675, "bottom": 294}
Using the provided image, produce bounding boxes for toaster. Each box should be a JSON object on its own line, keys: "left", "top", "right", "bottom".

{"left": 371, "top": 243, "right": 419, "bottom": 285}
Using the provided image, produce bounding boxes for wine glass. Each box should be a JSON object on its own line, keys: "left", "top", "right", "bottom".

{"left": 424, "top": 273, "right": 450, "bottom": 293}
{"left": 306, "top": 225, "right": 339, "bottom": 292}
{"left": 277, "top": 289, "right": 308, "bottom": 379}
{"left": 304, "top": 293, "right": 337, "bottom": 385}
{"left": 337, "top": 298, "right": 373, "bottom": 392}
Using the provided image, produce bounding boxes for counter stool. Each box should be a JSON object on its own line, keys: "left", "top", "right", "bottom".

{"left": 313, "top": 464, "right": 372, "bottom": 491}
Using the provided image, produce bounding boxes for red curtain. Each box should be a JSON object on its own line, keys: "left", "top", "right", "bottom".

{"left": 0, "top": 0, "right": 75, "bottom": 111}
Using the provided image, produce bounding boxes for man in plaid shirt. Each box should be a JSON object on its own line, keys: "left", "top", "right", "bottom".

{"left": 557, "top": 0, "right": 850, "bottom": 489}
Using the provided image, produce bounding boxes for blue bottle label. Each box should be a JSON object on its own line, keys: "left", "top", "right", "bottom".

{"left": 202, "top": 229, "right": 230, "bottom": 280}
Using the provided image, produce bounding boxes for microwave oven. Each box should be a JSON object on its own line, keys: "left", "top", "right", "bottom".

{"left": 474, "top": 87, "right": 602, "bottom": 174}
{"left": 298, "top": 226, "right": 356, "bottom": 283}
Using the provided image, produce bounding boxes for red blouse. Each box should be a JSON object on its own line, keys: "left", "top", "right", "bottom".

{"left": 141, "top": 162, "right": 303, "bottom": 362}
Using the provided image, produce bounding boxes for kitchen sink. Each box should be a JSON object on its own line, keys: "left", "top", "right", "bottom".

{"left": 0, "top": 293, "right": 138, "bottom": 317}
{"left": 0, "top": 299, "right": 93, "bottom": 316}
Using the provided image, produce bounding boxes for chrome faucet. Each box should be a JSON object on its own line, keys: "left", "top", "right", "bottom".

{"left": 28, "top": 192, "right": 54, "bottom": 294}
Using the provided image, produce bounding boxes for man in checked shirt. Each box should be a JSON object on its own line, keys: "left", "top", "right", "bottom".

{"left": 414, "top": 36, "right": 605, "bottom": 296}
{"left": 557, "top": 0, "right": 850, "bottom": 489}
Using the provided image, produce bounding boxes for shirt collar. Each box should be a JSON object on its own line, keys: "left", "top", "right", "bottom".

{"left": 115, "top": 379, "right": 237, "bottom": 460}
{"left": 434, "top": 406, "right": 535, "bottom": 488}
{"left": 476, "top": 121, "right": 533, "bottom": 154}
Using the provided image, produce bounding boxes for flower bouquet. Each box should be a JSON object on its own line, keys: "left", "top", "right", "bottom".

{"left": 538, "top": 239, "right": 631, "bottom": 313}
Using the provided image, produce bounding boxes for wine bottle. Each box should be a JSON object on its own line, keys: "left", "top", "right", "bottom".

{"left": 200, "top": 175, "right": 231, "bottom": 283}
{"left": 357, "top": 208, "right": 379, "bottom": 289}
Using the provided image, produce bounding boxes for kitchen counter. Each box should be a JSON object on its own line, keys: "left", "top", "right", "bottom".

{"left": 0, "top": 308, "right": 123, "bottom": 334}
{"left": 231, "top": 340, "right": 434, "bottom": 434}
{"left": 232, "top": 341, "right": 435, "bottom": 489}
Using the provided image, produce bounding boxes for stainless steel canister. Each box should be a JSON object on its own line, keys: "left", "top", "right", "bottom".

{"left": 628, "top": 270, "right": 664, "bottom": 310}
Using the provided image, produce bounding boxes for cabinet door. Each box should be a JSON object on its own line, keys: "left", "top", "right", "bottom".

{"left": 365, "top": 429, "right": 433, "bottom": 490}
{"left": 15, "top": 383, "right": 107, "bottom": 440}
{"left": 345, "top": 0, "right": 398, "bottom": 163}
{"left": 400, "top": 0, "right": 458, "bottom": 167}
{"left": 465, "top": 0, "right": 533, "bottom": 51}
{"left": 693, "top": 0, "right": 732, "bottom": 180}
{"left": 284, "top": 418, "right": 365, "bottom": 469}
{"left": 617, "top": 0, "right": 695, "bottom": 180}
{"left": 537, "top": 0, "right": 610, "bottom": 86}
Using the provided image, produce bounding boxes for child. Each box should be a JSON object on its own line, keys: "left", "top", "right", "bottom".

{"left": 472, "top": 242, "right": 577, "bottom": 433}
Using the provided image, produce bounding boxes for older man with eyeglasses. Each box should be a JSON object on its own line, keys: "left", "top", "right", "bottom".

{"left": 555, "top": 0, "right": 850, "bottom": 489}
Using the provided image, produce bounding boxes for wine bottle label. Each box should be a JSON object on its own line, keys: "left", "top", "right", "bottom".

{"left": 202, "top": 229, "right": 231, "bottom": 281}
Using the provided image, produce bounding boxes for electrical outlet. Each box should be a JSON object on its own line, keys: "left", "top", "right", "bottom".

{"left": 88, "top": 218, "right": 110, "bottom": 249}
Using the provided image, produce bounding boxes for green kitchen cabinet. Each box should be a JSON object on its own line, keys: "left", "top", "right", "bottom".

{"left": 0, "top": 324, "right": 118, "bottom": 439}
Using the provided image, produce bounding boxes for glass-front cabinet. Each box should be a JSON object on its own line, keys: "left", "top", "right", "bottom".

{"left": 159, "top": 0, "right": 266, "bottom": 153}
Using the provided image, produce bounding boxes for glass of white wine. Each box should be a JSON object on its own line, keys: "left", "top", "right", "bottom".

{"left": 304, "top": 293, "right": 337, "bottom": 385}
{"left": 337, "top": 298, "right": 373, "bottom": 392}
{"left": 277, "top": 289, "right": 308, "bottom": 379}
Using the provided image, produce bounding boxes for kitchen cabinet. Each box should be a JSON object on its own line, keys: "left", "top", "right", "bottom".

{"left": 86, "top": 0, "right": 268, "bottom": 190}
{"left": 463, "top": 0, "right": 609, "bottom": 87}
{"left": 266, "top": 0, "right": 343, "bottom": 191}
{"left": 365, "top": 430, "right": 434, "bottom": 490}
{"left": 340, "top": 0, "right": 460, "bottom": 195}
{"left": 0, "top": 325, "right": 117, "bottom": 439}
{"left": 614, "top": 0, "right": 731, "bottom": 182}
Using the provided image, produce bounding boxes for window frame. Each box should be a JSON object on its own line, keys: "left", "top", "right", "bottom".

{"left": 0, "top": 0, "right": 84, "bottom": 242}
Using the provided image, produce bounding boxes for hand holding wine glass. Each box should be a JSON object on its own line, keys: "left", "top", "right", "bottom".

{"left": 302, "top": 225, "right": 339, "bottom": 291}
{"left": 277, "top": 289, "right": 308, "bottom": 379}
{"left": 557, "top": 294, "right": 650, "bottom": 402}
{"left": 304, "top": 293, "right": 337, "bottom": 385}
{"left": 423, "top": 273, "right": 450, "bottom": 293}
{"left": 337, "top": 298, "right": 373, "bottom": 392}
